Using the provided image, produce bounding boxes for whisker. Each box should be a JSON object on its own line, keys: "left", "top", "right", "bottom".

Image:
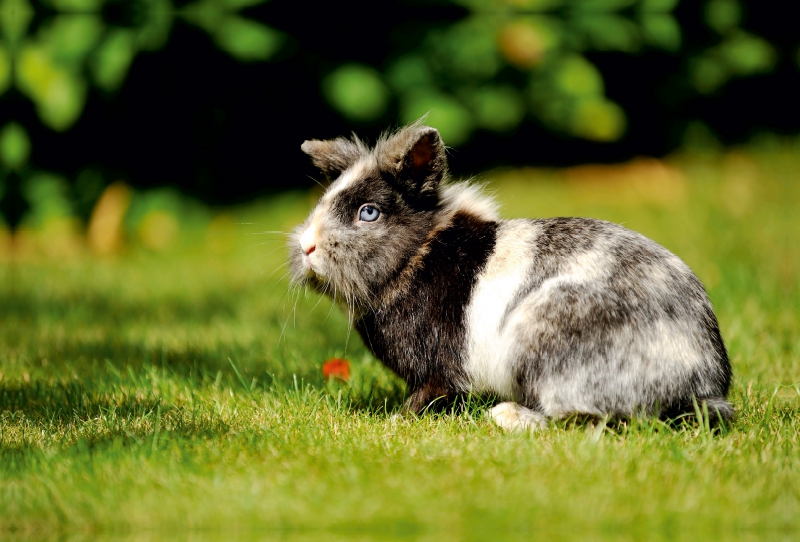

{"left": 344, "top": 293, "right": 355, "bottom": 356}
{"left": 266, "top": 269, "right": 294, "bottom": 295}
{"left": 271, "top": 283, "right": 293, "bottom": 319}
{"left": 260, "top": 260, "right": 288, "bottom": 279}
{"left": 308, "top": 288, "right": 328, "bottom": 315}
{"left": 323, "top": 284, "right": 338, "bottom": 323}
{"left": 306, "top": 175, "right": 326, "bottom": 190}
{"left": 279, "top": 287, "right": 302, "bottom": 345}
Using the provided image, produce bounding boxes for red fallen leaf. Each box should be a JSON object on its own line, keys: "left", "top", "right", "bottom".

{"left": 322, "top": 358, "right": 350, "bottom": 382}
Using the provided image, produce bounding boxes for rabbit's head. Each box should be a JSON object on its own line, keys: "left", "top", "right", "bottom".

{"left": 291, "top": 123, "right": 448, "bottom": 309}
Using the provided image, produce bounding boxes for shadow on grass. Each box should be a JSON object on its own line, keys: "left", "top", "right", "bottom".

{"left": 0, "top": 288, "right": 241, "bottom": 327}
{"left": 1, "top": 280, "right": 360, "bottom": 384}
{"left": 0, "top": 379, "right": 162, "bottom": 425}
{"left": 0, "top": 364, "right": 408, "bottom": 427}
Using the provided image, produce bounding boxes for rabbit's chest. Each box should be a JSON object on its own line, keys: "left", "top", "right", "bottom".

{"left": 355, "top": 215, "right": 500, "bottom": 389}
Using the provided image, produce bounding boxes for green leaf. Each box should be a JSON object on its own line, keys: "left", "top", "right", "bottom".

{"left": 572, "top": 0, "right": 636, "bottom": 13}
{"left": 553, "top": 54, "right": 604, "bottom": 97}
{"left": 528, "top": 89, "right": 573, "bottom": 130}
{"left": 511, "top": 0, "right": 564, "bottom": 8}
{"left": 497, "top": 16, "right": 561, "bottom": 69}
{"left": 44, "top": 15, "right": 103, "bottom": 64}
{"left": 640, "top": 0, "right": 679, "bottom": 12}
{"left": 38, "top": 73, "right": 87, "bottom": 131}
{"left": 0, "top": 0, "right": 34, "bottom": 43}
{"left": 136, "top": 0, "right": 174, "bottom": 52}
{"left": 432, "top": 16, "right": 501, "bottom": 81}
{"left": 324, "top": 64, "right": 389, "bottom": 122}
{"left": 0, "top": 123, "right": 31, "bottom": 170}
{"left": 570, "top": 97, "right": 626, "bottom": 141}
{"left": 720, "top": 32, "right": 776, "bottom": 75}
{"left": 386, "top": 55, "right": 432, "bottom": 92}
{"left": 454, "top": 0, "right": 563, "bottom": 11}
{"left": 16, "top": 45, "right": 87, "bottom": 131}
{"left": 690, "top": 56, "right": 728, "bottom": 94}
{"left": 180, "top": 0, "right": 224, "bottom": 34}
{"left": 45, "top": 0, "right": 104, "bottom": 9}
{"left": 573, "top": 14, "right": 641, "bottom": 52}
{"left": 705, "top": 0, "right": 741, "bottom": 35}
{"left": 642, "top": 14, "right": 681, "bottom": 51}
{"left": 467, "top": 86, "right": 525, "bottom": 132}
{"left": 20, "top": 172, "right": 74, "bottom": 228}
{"left": 400, "top": 91, "right": 474, "bottom": 146}
{"left": 92, "top": 30, "right": 137, "bottom": 92}
{"left": 214, "top": 17, "right": 283, "bottom": 62}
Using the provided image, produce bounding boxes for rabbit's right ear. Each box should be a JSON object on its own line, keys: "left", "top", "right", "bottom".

{"left": 376, "top": 124, "right": 447, "bottom": 199}
{"left": 301, "top": 137, "right": 365, "bottom": 181}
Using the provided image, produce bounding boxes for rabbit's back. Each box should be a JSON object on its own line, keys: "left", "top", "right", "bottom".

{"left": 464, "top": 217, "right": 731, "bottom": 419}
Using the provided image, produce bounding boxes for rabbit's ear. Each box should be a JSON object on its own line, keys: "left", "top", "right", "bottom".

{"left": 301, "top": 137, "right": 366, "bottom": 181}
{"left": 376, "top": 123, "right": 447, "bottom": 199}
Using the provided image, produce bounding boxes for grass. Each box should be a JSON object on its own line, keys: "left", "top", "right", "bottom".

{"left": 1, "top": 148, "right": 798, "bottom": 540}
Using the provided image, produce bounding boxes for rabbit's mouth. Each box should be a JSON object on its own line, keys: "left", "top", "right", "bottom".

{"left": 302, "top": 245, "right": 330, "bottom": 278}
{"left": 301, "top": 252, "right": 315, "bottom": 273}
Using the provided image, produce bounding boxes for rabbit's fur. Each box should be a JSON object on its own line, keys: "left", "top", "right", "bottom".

{"left": 291, "top": 122, "right": 733, "bottom": 429}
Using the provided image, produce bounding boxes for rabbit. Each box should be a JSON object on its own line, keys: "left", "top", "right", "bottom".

{"left": 290, "top": 121, "right": 733, "bottom": 430}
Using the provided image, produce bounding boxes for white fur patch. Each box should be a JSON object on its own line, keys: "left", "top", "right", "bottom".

{"left": 567, "top": 249, "right": 610, "bottom": 283}
{"left": 517, "top": 248, "right": 612, "bottom": 314}
{"left": 440, "top": 183, "right": 500, "bottom": 222}
{"left": 323, "top": 159, "right": 369, "bottom": 201}
{"left": 643, "top": 319, "right": 704, "bottom": 371}
{"left": 463, "top": 221, "right": 540, "bottom": 399}
{"left": 298, "top": 160, "right": 371, "bottom": 275}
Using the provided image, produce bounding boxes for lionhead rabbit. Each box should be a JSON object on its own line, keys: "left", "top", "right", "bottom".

{"left": 290, "top": 122, "right": 733, "bottom": 430}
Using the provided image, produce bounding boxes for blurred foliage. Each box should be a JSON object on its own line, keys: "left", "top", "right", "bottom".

{"left": 0, "top": 122, "right": 30, "bottom": 170}
{"left": 19, "top": 170, "right": 73, "bottom": 228}
{"left": 370, "top": 0, "right": 778, "bottom": 145}
{"left": 689, "top": 0, "right": 775, "bottom": 93}
{"left": 0, "top": 0, "right": 782, "bottom": 139}
{"left": 0, "top": 0, "right": 284, "bottom": 228}
{"left": 324, "top": 64, "right": 390, "bottom": 123}
{"left": 0, "top": 0, "right": 283, "bottom": 131}
{"left": 0, "top": 0, "right": 794, "bottom": 230}
{"left": 181, "top": 0, "right": 282, "bottom": 62}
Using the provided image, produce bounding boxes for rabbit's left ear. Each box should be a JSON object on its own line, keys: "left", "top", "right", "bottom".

{"left": 376, "top": 124, "right": 447, "bottom": 199}
{"left": 301, "top": 137, "right": 364, "bottom": 182}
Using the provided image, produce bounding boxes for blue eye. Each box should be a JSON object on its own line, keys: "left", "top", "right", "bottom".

{"left": 359, "top": 204, "right": 380, "bottom": 222}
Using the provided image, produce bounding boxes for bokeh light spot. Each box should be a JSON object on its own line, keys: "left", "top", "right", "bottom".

{"left": 324, "top": 64, "right": 389, "bottom": 122}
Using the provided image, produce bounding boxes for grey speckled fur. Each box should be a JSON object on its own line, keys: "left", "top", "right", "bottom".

{"left": 291, "top": 122, "right": 733, "bottom": 427}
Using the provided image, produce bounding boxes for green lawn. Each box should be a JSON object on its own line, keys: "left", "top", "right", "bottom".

{"left": 1, "top": 149, "right": 798, "bottom": 540}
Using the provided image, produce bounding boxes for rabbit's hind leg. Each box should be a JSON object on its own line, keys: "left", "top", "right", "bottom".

{"left": 490, "top": 402, "right": 546, "bottom": 432}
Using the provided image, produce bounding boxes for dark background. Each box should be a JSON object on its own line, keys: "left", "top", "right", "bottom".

{"left": 1, "top": 0, "right": 799, "bottom": 227}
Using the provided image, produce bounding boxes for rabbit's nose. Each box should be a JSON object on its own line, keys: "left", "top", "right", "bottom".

{"left": 300, "top": 225, "right": 317, "bottom": 256}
